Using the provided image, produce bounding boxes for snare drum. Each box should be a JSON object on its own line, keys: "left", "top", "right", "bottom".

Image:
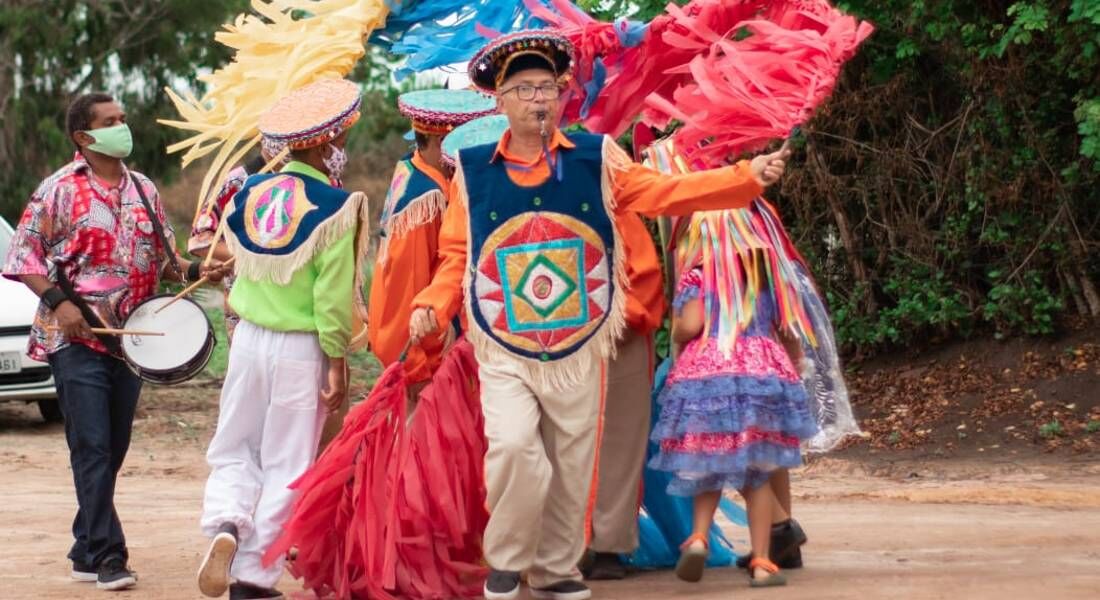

{"left": 121, "top": 294, "right": 216, "bottom": 384}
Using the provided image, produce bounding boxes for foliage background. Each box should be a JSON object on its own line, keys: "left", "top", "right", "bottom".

{"left": 583, "top": 0, "right": 1100, "bottom": 356}
{"left": 2, "top": 0, "right": 1097, "bottom": 357}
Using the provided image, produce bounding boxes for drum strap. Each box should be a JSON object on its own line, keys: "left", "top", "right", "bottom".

{"left": 130, "top": 174, "right": 184, "bottom": 282}
{"left": 55, "top": 268, "right": 124, "bottom": 357}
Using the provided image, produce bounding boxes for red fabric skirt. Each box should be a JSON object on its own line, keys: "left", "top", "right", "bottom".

{"left": 266, "top": 340, "right": 488, "bottom": 599}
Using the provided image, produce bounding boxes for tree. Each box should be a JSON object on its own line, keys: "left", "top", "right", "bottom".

{"left": 584, "top": 0, "right": 1100, "bottom": 349}
{"left": 0, "top": 0, "right": 249, "bottom": 222}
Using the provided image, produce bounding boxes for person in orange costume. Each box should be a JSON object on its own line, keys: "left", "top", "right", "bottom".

{"left": 582, "top": 210, "right": 666, "bottom": 580}
{"left": 367, "top": 89, "right": 494, "bottom": 407}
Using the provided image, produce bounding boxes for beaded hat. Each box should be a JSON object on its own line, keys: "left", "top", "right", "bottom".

{"left": 258, "top": 79, "right": 362, "bottom": 150}
{"left": 440, "top": 114, "right": 510, "bottom": 167}
{"left": 468, "top": 30, "right": 574, "bottom": 93}
{"left": 398, "top": 89, "right": 496, "bottom": 137}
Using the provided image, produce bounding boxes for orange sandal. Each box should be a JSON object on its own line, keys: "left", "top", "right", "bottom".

{"left": 675, "top": 533, "right": 709, "bottom": 583}
{"left": 748, "top": 557, "right": 787, "bottom": 588}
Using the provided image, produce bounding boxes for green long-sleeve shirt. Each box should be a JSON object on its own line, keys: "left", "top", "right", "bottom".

{"left": 228, "top": 161, "right": 354, "bottom": 358}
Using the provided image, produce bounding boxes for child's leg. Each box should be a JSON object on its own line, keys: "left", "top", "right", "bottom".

{"left": 675, "top": 490, "right": 721, "bottom": 582}
{"left": 769, "top": 469, "right": 792, "bottom": 521}
{"left": 691, "top": 491, "right": 722, "bottom": 537}
{"left": 741, "top": 481, "right": 784, "bottom": 582}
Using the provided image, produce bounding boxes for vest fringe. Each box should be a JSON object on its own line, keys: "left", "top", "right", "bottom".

{"left": 377, "top": 189, "right": 447, "bottom": 265}
{"left": 225, "top": 191, "right": 368, "bottom": 286}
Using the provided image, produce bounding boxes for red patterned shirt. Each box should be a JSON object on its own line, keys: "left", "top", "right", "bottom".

{"left": 2, "top": 153, "right": 176, "bottom": 360}
{"left": 188, "top": 165, "right": 248, "bottom": 254}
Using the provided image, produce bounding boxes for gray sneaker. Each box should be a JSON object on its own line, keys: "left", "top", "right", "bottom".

{"left": 484, "top": 569, "right": 521, "bottom": 600}
{"left": 96, "top": 557, "right": 137, "bottom": 591}
{"left": 198, "top": 523, "right": 238, "bottom": 597}
{"left": 71, "top": 560, "right": 97, "bottom": 582}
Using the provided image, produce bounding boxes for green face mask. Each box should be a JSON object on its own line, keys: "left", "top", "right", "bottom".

{"left": 83, "top": 123, "right": 133, "bottom": 158}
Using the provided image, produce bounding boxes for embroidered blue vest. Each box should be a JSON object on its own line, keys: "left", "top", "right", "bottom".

{"left": 378, "top": 154, "right": 444, "bottom": 239}
{"left": 461, "top": 133, "right": 619, "bottom": 364}
{"left": 227, "top": 171, "right": 350, "bottom": 257}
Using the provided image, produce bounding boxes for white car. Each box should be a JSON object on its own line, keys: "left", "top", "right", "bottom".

{"left": 0, "top": 216, "right": 61, "bottom": 422}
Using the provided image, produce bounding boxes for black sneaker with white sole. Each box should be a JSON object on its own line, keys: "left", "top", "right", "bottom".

{"left": 96, "top": 557, "right": 137, "bottom": 591}
{"left": 229, "top": 582, "right": 284, "bottom": 599}
{"left": 483, "top": 569, "right": 521, "bottom": 600}
{"left": 530, "top": 580, "right": 592, "bottom": 600}
{"left": 71, "top": 560, "right": 98, "bottom": 582}
{"left": 198, "top": 522, "right": 239, "bottom": 597}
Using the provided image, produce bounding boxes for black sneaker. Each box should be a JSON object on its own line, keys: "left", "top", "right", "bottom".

{"left": 483, "top": 569, "right": 521, "bottom": 600}
{"left": 736, "top": 518, "right": 808, "bottom": 570}
{"left": 582, "top": 552, "right": 627, "bottom": 580}
{"left": 229, "top": 582, "right": 284, "bottom": 600}
{"left": 71, "top": 560, "right": 97, "bottom": 582}
{"left": 96, "top": 557, "right": 137, "bottom": 591}
{"left": 198, "top": 523, "right": 238, "bottom": 597}
{"left": 530, "top": 580, "right": 592, "bottom": 600}
{"left": 772, "top": 518, "right": 807, "bottom": 568}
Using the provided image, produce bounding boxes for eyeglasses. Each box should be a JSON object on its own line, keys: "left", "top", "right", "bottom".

{"left": 499, "top": 83, "right": 562, "bottom": 101}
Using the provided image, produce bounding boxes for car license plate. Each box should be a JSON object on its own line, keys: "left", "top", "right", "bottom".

{"left": 0, "top": 351, "right": 22, "bottom": 374}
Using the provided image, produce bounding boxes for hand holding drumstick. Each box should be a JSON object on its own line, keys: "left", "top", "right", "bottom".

{"left": 155, "top": 257, "right": 235, "bottom": 315}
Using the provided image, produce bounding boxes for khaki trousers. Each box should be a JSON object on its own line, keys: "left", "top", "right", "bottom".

{"left": 590, "top": 330, "right": 653, "bottom": 553}
{"left": 479, "top": 355, "right": 604, "bottom": 588}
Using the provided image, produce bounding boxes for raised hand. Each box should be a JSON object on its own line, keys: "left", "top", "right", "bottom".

{"left": 749, "top": 143, "right": 793, "bottom": 187}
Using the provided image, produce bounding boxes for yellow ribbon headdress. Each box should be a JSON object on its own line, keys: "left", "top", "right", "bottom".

{"left": 159, "top": 0, "right": 392, "bottom": 220}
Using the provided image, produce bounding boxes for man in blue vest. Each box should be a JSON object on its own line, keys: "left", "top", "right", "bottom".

{"left": 409, "top": 30, "right": 790, "bottom": 600}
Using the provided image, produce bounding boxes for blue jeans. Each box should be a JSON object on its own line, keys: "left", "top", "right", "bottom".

{"left": 47, "top": 344, "right": 142, "bottom": 567}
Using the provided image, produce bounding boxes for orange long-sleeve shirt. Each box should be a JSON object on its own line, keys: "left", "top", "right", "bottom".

{"left": 619, "top": 212, "right": 665, "bottom": 335}
{"left": 368, "top": 152, "right": 450, "bottom": 383}
{"left": 412, "top": 129, "right": 763, "bottom": 331}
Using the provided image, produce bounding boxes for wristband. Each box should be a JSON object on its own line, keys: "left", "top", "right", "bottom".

{"left": 42, "top": 287, "right": 69, "bottom": 311}
{"left": 186, "top": 261, "right": 201, "bottom": 283}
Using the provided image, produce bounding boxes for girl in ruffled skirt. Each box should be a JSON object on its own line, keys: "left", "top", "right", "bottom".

{"left": 649, "top": 208, "right": 819, "bottom": 587}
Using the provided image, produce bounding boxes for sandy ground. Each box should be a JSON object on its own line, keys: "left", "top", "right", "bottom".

{"left": 2, "top": 390, "right": 1100, "bottom": 600}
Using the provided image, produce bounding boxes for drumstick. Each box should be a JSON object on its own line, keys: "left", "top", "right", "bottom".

{"left": 46, "top": 326, "right": 165, "bottom": 337}
{"left": 155, "top": 256, "right": 235, "bottom": 315}
{"left": 202, "top": 217, "right": 230, "bottom": 269}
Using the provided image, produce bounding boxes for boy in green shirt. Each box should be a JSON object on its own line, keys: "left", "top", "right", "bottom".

{"left": 196, "top": 79, "right": 368, "bottom": 600}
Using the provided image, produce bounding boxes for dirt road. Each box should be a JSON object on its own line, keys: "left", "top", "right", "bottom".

{"left": 2, "top": 388, "right": 1099, "bottom": 600}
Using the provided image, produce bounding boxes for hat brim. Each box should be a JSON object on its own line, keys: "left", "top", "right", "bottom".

{"left": 258, "top": 79, "right": 362, "bottom": 150}
{"left": 468, "top": 30, "right": 574, "bottom": 93}
{"left": 441, "top": 114, "right": 510, "bottom": 167}
{"left": 397, "top": 89, "right": 496, "bottom": 134}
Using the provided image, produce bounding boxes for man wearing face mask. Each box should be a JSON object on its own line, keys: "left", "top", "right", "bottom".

{"left": 196, "top": 79, "right": 368, "bottom": 600}
{"left": 2, "top": 92, "right": 226, "bottom": 591}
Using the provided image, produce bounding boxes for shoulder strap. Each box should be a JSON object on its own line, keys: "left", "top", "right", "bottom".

{"left": 54, "top": 268, "right": 124, "bottom": 357}
{"left": 130, "top": 173, "right": 182, "bottom": 281}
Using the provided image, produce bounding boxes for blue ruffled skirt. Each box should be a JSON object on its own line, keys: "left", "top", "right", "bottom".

{"left": 649, "top": 333, "right": 818, "bottom": 496}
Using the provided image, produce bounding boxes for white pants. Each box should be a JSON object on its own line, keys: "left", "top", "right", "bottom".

{"left": 200, "top": 321, "right": 327, "bottom": 589}
{"left": 479, "top": 355, "right": 603, "bottom": 588}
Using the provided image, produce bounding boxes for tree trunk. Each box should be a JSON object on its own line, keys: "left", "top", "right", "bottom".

{"left": 808, "top": 141, "right": 877, "bottom": 315}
